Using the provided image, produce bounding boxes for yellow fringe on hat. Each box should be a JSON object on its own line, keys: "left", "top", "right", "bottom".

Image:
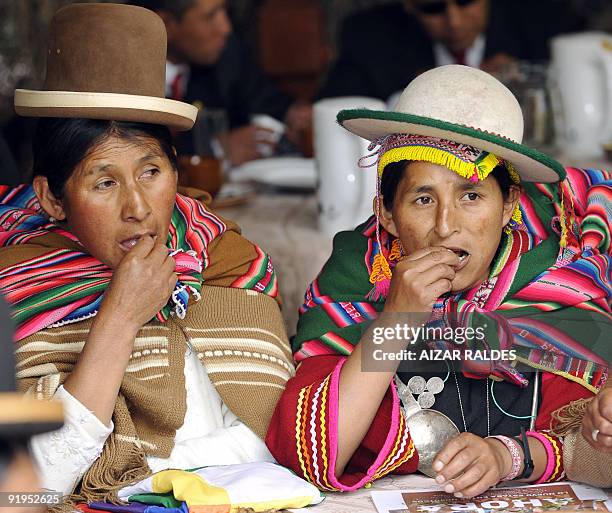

{"left": 378, "top": 146, "right": 475, "bottom": 178}
{"left": 506, "top": 162, "right": 521, "bottom": 185}
{"left": 377, "top": 146, "right": 500, "bottom": 183}
{"left": 475, "top": 152, "right": 501, "bottom": 181}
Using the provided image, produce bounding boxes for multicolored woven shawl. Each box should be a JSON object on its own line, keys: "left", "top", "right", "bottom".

{"left": 0, "top": 185, "right": 278, "bottom": 341}
{"left": 294, "top": 167, "right": 611, "bottom": 392}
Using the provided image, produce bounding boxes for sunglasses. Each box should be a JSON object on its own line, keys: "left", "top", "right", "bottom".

{"left": 414, "top": 0, "right": 480, "bottom": 15}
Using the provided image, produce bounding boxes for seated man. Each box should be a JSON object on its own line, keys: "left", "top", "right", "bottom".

{"left": 318, "top": 0, "right": 586, "bottom": 102}
{"left": 134, "top": 0, "right": 312, "bottom": 165}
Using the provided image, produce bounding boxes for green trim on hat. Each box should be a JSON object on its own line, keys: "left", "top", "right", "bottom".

{"left": 337, "top": 109, "right": 566, "bottom": 182}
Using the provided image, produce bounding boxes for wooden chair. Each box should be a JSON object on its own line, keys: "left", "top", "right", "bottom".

{"left": 257, "top": 0, "right": 330, "bottom": 102}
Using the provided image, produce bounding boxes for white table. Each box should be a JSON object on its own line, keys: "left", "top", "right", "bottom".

{"left": 290, "top": 474, "right": 437, "bottom": 513}
{"left": 290, "top": 474, "right": 612, "bottom": 513}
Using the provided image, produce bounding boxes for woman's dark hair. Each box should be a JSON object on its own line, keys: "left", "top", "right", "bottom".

{"left": 380, "top": 160, "right": 515, "bottom": 211}
{"left": 32, "top": 118, "right": 178, "bottom": 199}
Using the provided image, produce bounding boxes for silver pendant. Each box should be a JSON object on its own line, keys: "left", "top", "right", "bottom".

{"left": 418, "top": 391, "right": 436, "bottom": 409}
{"left": 398, "top": 388, "right": 414, "bottom": 407}
{"left": 426, "top": 376, "right": 445, "bottom": 394}
{"left": 406, "top": 410, "right": 460, "bottom": 477}
{"left": 395, "top": 377, "right": 459, "bottom": 478}
{"left": 407, "top": 375, "right": 427, "bottom": 394}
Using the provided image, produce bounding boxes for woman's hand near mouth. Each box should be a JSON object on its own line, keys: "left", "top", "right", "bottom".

{"left": 64, "top": 235, "right": 177, "bottom": 426}
{"left": 334, "top": 246, "right": 459, "bottom": 476}
{"left": 102, "top": 235, "right": 177, "bottom": 331}
{"left": 384, "top": 246, "right": 459, "bottom": 313}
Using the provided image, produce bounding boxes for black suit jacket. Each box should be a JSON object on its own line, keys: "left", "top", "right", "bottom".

{"left": 318, "top": 0, "right": 586, "bottom": 101}
{"left": 0, "top": 134, "right": 20, "bottom": 186}
{"left": 176, "top": 34, "right": 294, "bottom": 155}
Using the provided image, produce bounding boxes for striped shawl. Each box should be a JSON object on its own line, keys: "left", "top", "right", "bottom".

{"left": 0, "top": 186, "right": 294, "bottom": 507}
{"left": 16, "top": 286, "right": 294, "bottom": 507}
{"left": 294, "top": 167, "right": 611, "bottom": 392}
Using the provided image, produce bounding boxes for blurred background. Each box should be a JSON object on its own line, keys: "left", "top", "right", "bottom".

{"left": 2, "top": 0, "right": 612, "bottom": 180}
{"left": 1, "top": 0, "right": 612, "bottom": 332}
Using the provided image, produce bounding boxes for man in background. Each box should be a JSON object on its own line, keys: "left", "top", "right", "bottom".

{"left": 319, "top": 0, "right": 586, "bottom": 102}
{"left": 134, "top": 0, "right": 312, "bottom": 165}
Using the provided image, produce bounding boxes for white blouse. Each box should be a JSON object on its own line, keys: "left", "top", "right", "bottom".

{"left": 29, "top": 344, "right": 275, "bottom": 495}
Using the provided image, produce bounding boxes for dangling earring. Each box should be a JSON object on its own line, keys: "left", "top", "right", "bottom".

{"left": 48, "top": 216, "right": 57, "bottom": 224}
{"left": 388, "top": 238, "right": 404, "bottom": 262}
{"left": 502, "top": 162, "right": 523, "bottom": 235}
{"left": 503, "top": 204, "right": 523, "bottom": 234}
{"left": 368, "top": 179, "right": 393, "bottom": 300}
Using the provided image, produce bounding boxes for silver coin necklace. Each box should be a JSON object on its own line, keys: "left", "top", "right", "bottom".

{"left": 395, "top": 370, "right": 490, "bottom": 477}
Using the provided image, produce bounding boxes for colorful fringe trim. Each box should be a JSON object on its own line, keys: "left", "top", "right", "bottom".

{"left": 361, "top": 134, "right": 527, "bottom": 290}
{"left": 377, "top": 145, "right": 500, "bottom": 183}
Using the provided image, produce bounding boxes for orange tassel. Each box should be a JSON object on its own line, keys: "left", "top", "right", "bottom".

{"left": 388, "top": 238, "right": 403, "bottom": 261}
{"left": 369, "top": 253, "right": 392, "bottom": 284}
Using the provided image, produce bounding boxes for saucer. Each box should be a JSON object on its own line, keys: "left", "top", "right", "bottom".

{"left": 211, "top": 182, "right": 257, "bottom": 208}
{"left": 231, "top": 157, "right": 317, "bottom": 191}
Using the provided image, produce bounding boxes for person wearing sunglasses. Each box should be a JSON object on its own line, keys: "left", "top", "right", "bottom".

{"left": 318, "top": 0, "right": 586, "bottom": 102}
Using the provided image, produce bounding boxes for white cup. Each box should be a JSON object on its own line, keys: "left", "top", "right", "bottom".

{"left": 314, "top": 97, "right": 386, "bottom": 238}
{"left": 251, "top": 114, "right": 286, "bottom": 157}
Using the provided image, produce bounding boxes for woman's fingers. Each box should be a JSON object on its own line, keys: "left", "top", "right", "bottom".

{"left": 404, "top": 247, "right": 459, "bottom": 271}
{"left": 426, "top": 279, "right": 453, "bottom": 300}
{"left": 583, "top": 402, "right": 612, "bottom": 452}
{"left": 168, "top": 272, "right": 178, "bottom": 294}
{"left": 398, "top": 265, "right": 454, "bottom": 304}
{"left": 400, "top": 246, "right": 451, "bottom": 262}
{"left": 126, "top": 234, "right": 156, "bottom": 258}
{"left": 595, "top": 413, "right": 612, "bottom": 439}
{"left": 454, "top": 469, "right": 500, "bottom": 498}
{"left": 417, "top": 262, "right": 456, "bottom": 285}
{"left": 445, "top": 460, "right": 487, "bottom": 495}
{"left": 436, "top": 445, "right": 477, "bottom": 482}
{"left": 434, "top": 433, "right": 505, "bottom": 498}
{"left": 598, "top": 389, "right": 612, "bottom": 424}
{"left": 433, "top": 433, "right": 474, "bottom": 480}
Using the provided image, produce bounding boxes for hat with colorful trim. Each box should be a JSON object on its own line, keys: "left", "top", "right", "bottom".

{"left": 338, "top": 64, "right": 565, "bottom": 183}
{"left": 338, "top": 65, "right": 568, "bottom": 300}
{"left": 14, "top": 3, "right": 197, "bottom": 131}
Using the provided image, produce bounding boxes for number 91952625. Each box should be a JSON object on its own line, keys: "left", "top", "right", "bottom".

{"left": 2, "top": 492, "right": 62, "bottom": 506}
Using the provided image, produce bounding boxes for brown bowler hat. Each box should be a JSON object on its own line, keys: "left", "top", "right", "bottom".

{"left": 14, "top": 3, "right": 197, "bottom": 130}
